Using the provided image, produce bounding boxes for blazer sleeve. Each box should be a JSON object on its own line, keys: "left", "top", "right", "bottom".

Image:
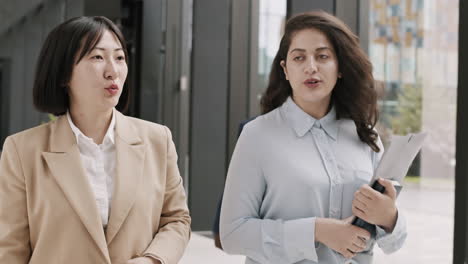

{"left": 143, "top": 127, "right": 191, "bottom": 264}
{"left": 0, "top": 137, "right": 31, "bottom": 263}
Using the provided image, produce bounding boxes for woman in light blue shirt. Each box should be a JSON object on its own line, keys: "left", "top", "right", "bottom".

{"left": 220, "top": 11, "right": 406, "bottom": 264}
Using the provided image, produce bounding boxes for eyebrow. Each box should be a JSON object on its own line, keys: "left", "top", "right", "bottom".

{"left": 289, "top": 47, "right": 332, "bottom": 54}
{"left": 93, "top": 47, "right": 124, "bottom": 51}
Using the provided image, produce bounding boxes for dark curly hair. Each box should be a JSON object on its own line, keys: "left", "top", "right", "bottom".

{"left": 260, "top": 10, "right": 380, "bottom": 152}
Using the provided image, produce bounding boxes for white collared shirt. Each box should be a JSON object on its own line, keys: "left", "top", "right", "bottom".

{"left": 67, "top": 110, "right": 116, "bottom": 228}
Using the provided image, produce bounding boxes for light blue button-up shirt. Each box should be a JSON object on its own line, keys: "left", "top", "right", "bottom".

{"left": 220, "top": 97, "right": 407, "bottom": 264}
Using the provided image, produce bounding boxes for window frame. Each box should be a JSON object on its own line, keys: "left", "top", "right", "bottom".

{"left": 453, "top": 1, "right": 468, "bottom": 263}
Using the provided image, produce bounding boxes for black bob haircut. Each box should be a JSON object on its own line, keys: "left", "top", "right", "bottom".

{"left": 33, "top": 16, "right": 129, "bottom": 115}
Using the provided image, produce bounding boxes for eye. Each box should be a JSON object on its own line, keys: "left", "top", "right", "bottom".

{"left": 91, "top": 55, "right": 104, "bottom": 60}
{"left": 318, "top": 54, "right": 329, "bottom": 60}
{"left": 293, "top": 56, "right": 304, "bottom": 61}
{"left": 116, "top": 55, "right": 126, "bottom": 61}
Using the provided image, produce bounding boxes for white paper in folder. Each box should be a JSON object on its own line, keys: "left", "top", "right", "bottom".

{"left": 371, "top": 132, "right": 428, "bottom": 184}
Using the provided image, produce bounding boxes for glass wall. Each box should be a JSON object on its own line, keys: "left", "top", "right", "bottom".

{"left": 369, "top": 0, "right": 458, "bottom": 262}
{"left": 257, "top": 0, "right": 287, "bottom": 98}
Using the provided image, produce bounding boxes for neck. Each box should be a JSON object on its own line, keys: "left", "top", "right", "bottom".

{"left": 69, "top": 106, "right": 113, "bottom": 145}
{"left": 292, "top": 96, "right": 331, "bottom": 119}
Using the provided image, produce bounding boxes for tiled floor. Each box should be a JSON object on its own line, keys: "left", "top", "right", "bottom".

{"left": 179, "top": 233, "right": 245, "bottom": 264}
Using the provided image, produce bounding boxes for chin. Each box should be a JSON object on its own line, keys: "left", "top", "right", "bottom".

{"left": 109, "top": 96, "right": 121, "bottom": 104}
{"left": 101, "top": 100, "right": 119, "bottom": 111}
{"left": 299, "top": 93, "right": 330, "bottom": 104}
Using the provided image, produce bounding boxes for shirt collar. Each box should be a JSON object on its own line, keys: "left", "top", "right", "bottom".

{"left": 281, "top": 96, "right": 338, "bottom": 140}
{"left": 66, "top": 109, "right": 116, "bottom": 145}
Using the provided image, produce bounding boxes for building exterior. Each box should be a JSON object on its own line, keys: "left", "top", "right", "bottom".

{"left": 369, "top": 0, "right": 458, "bottom": 181}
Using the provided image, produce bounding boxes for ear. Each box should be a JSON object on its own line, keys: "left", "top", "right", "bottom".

{"left": 338, "top": 72, "right": 342, "bottom": 78}
{"left": 280, "top": 60, "right": 289, "bottom": 80}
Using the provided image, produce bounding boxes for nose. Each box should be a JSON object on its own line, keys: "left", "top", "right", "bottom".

{"left": 304, "top": 56, "right": 318, "bottom": 75}
{"left": 104, "top": 60, "right": 118, "bottom": 80}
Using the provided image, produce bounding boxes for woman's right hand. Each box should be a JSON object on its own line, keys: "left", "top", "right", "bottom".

{"left": 315, "top": 216, "right": 370, "bottom": 259}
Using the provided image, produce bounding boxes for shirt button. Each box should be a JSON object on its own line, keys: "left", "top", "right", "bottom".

{"left": 329, "top": 210, "right": 337, "bottom": 218}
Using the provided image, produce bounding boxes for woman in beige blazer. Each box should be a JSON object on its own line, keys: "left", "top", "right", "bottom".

{"left": 0, "top": 16, "right": 191, "bottom": 264}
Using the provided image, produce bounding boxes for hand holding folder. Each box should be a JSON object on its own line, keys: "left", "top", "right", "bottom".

{"left": 351, "top": 132, "right": 428, "bottom": 236}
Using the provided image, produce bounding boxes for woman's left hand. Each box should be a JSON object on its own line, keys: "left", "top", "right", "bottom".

{"left": 352, "top": 178, "right": 398, "bottom": 233}
{"left": 124, "top": 257, "right": 162, "bottom": 264}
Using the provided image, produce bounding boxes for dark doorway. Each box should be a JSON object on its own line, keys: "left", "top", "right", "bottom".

{"left": 120, "top": 0, "right": 143, "bottom": 118}
{"left": 0, "top": 59, "right": 11, "bottom": 149}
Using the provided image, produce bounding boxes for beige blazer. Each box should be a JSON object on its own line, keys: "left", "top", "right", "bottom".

{"left": 0, "top": 112, "right": 191, "bottom": 264}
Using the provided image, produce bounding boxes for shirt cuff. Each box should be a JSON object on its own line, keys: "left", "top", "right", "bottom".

{"left": 375, "top": 209, "right": 407, "bottom": 254}
{"left": 283, "top": 217, "right": 318, "bottom": 263}
{"left": 143, "top": 253, "right": 166, "bottom": 264}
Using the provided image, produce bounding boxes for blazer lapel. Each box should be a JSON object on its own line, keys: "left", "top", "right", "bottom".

{"left": 105, "top": 112, "right": 146, "bottom": 245}
{"left": 42, "top": 115, "right": 111, "bottom": 263}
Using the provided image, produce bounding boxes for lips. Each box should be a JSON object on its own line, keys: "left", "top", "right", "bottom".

{"left": 105, "top": 84, "right": 119, "bottom": 96}
{"left": 304, "top": 78, "right": 321, "bottom": 88}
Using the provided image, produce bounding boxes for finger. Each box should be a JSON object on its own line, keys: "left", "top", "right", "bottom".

{"left": 354, "top": 190, "right": 372, "bottom": 204}
{"left": 357, "top": 228, "right": 371, "bottom": 241}
{"left": 349, "top": 242, "right": 365, "bottom": 253}
{"left": 353, "top": 237, "right": 367, "bottom": 249}
{"left": 345, "top": 249, "right": 356, "bottom": 259}
{"left": 341, "top": 249, "right": 353, "bottom": 259}
{"left": 358, "top": 235, "right": 368, "bottom": 244}
{"left": 352, "top": 205, "right": 366, "bottom": 219}
{"left": 356, "top": 192, "right": 382, "bottom": 216}
{"left": 350, "top": 225, "right": 371, "bottom": 241}
{"left": 353, "top": 197, "right": 368, "bottom": 210}
{"left": 359, "top": 185, "right": 380, "bottom": 199}
{"left": 354, "top": 188, "right": 372, "bottom": 201}
{"left": 379, "top": 178, "right": 397, "bottom": 200}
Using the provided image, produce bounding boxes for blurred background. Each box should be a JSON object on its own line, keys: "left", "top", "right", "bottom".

{"left": 0, "top": 0, "right": 463, "bottom": 263}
